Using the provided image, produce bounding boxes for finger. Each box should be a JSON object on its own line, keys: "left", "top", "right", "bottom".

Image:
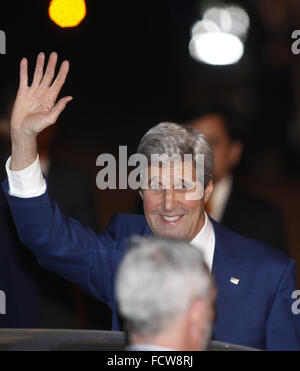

{"left": 40, "top": 51, "right": 58, "bottom": 88}
{"left": 31, "top": 52, "right": 45, "bottom": 87}
{"left": 50, "top": 60, "right": 70, "bottom": 99}
{"left": 19, "top": 57, "right": 28, "bottom": 89}
{"left": 47, "top": 96, "right": 73, "bottom": 125}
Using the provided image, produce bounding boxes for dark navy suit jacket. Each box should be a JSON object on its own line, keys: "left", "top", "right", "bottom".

{"left": 2, "top": 179, "right": 300, "bottom": 350}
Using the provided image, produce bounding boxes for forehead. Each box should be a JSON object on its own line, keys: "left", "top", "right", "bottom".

{"left": 148, "top": 160, "right": 196, "bottom": 179}
{"left": 190, "top": 114, "right": 228, "bottom": 139}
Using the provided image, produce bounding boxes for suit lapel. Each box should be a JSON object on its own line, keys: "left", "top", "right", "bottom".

{"left": 210, "top": 218, "right": 247, "bottom": 338}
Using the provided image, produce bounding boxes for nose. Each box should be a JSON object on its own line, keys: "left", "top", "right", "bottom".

{"left": 163, "top": 188, "right": 177, "bottom": 212}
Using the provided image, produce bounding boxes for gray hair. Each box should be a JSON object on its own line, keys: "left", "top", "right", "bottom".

{"left": 137, "top": 122, "right": 214, "bottom": 188}
{"left": 116, "top": 236, "right": 211, "bottom": 337}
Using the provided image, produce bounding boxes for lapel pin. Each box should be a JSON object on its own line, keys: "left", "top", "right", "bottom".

{"left": 230, "top": 277, "right": 239, "bottom": 285}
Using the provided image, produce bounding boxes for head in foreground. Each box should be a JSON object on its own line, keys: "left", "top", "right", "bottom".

{"left": 116, "top": 236, "right": 215, "bottom": 351}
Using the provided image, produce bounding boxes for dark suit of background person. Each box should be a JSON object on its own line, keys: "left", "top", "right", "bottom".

{"left": 185, "top": 106, "right": 287, "bottom": 254}
{"left": 0, "top": 186, "right": 39, "bottom": 328}
{"left": 0, "top": 92, "right": 40, "bottom": 328}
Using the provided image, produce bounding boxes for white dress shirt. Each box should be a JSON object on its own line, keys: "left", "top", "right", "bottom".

{"left": 6, "top": 155, "right": 46, "bottom": 198}
{"left": 5, "top": 154, "right": 216, "bottom": 271}
{"left": 191, "top": 212, "right": 215, "bottom": 272}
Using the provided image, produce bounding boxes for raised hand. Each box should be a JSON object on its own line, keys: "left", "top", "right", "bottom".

{"left": 11, "top": 51, "right": 72, "bottom": 137}
{"left": 10, "top": 52, "right": 73, "bottom": 170}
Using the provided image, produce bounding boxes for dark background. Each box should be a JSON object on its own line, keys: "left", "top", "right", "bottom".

{"left": 1, "top": 0, "right": 300, "bottom": 298}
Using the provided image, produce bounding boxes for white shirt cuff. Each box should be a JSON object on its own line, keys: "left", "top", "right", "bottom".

{"left": 6, "top": 155, "right": 47, "bottom": 198}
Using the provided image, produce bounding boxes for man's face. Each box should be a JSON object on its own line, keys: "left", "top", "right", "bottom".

{"left": 141, "top": 161, "right": 213, "bottom": 241}
{"left": 189, "top": 114, "right": 241, "bottom": 182}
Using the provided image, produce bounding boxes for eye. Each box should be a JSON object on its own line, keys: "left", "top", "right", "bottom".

{"left": 150, "top": 181, "right": 162, "bottom": 190}
{"left": 183, "top": 181, "right": 195, "bottom": 190}
{"left": 174, "top": 180, "right": 194, "bottom": 190}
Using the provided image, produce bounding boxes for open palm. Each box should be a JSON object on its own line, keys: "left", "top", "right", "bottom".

{"left": 11, "top": 52, "right": 73, "bottom": 138}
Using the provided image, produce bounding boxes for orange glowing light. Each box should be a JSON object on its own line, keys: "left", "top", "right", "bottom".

{"left": 48, "top": 0, "right": 87, "bottom": 28}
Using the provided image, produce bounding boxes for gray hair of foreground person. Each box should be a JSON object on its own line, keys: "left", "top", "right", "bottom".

{"left": 116, "top": 237, "right": 213, "bottom": 350}
{"left": 137, "top": 122, "right": 214, "bottom": 188}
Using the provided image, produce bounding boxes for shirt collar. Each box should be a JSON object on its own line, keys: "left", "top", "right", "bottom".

{"left": 190, "top": 212, "right": 215, "bottom": 271}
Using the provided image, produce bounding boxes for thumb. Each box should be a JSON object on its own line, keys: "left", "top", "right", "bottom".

{"left": 47, "top": 96, "right": 73, "bottom": 125}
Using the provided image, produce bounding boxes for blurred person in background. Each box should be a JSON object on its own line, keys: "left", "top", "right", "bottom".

{"left": 186, "top": 105, "right": 287, "bottom": 254}
{"left": 116, "top": 236, "right": 215, "bottom": 351}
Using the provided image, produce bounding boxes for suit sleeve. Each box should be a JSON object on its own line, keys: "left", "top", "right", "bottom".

{"left": 266, "top": 259, "right": 300, "bottom": 350}
{"left": 1, "top": 178, "right": 118, "bottom": 309}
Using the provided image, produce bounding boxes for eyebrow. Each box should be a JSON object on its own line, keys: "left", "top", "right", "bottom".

{"left": 174, "top": 179, "right": 194, "bottom": 188}
{"left": 147, "top": 176, "right": 194, "bottom": 188}
{"left": 148, "top": 176, "right": 160, "bottom": 185}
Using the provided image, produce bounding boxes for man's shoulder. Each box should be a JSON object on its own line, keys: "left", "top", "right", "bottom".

{"left": 106, "top": 213, "right": 150, "bottom": 237}
{"left": 211, "top": 218, "right": 291, "bottom": 268}
{"left": 229, "top": 183, "right": 282, "bottom": 218}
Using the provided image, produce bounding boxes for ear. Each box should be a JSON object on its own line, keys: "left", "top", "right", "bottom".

{"left": 189, "top": 298, "right": 206, "bottom": 323}
{"left": 204, "top": 179, "right": 214, "bottom": 203}
{"left": 228, "top": 141, "right": 243, "bottom": 168}
{"left": 186, "top": 299, "right": 207, "bottom": 350}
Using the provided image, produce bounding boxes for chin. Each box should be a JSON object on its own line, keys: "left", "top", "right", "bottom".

{"left": 157, "top": 230, "right": 187, "bottom": 240}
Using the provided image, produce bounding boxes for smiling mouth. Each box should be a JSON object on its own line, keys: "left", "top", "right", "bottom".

{"left": 160, "top": 215, "right": 184, "bottom": 223}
